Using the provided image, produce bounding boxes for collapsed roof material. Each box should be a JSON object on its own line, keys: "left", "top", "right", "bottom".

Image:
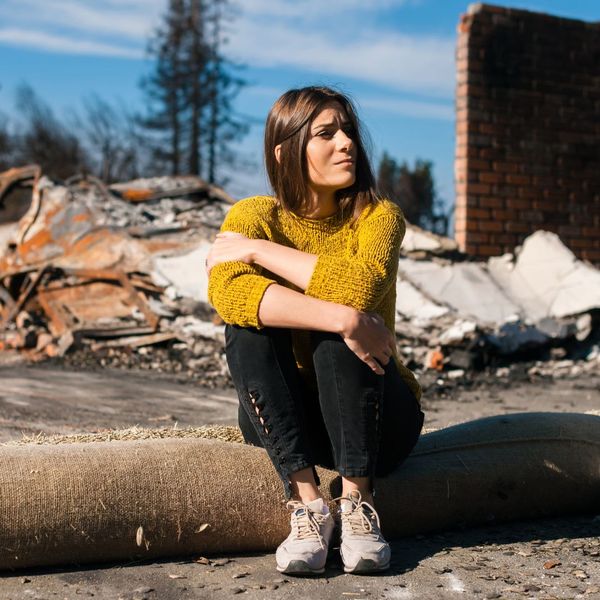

{"left": 398, "top": 258, "right": 521, "bottom": 325}
{"left": 488, "top": 231, "right": 600, "bottom": 322}
{"left": 152, "top": 242, "right": 212, "bottom": 302}
{"left": 397, "top": 232, "right": 600, "bottom": 331}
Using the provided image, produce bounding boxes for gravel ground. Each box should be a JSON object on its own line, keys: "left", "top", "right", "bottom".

{"left": 1, "top": 515, "right": 598, "bottom": 600}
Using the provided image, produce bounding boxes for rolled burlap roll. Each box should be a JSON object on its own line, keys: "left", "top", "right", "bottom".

{"left": 1, "top": 412, "right": 599, "bottom": 571}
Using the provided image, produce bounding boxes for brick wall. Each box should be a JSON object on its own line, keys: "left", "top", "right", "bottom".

{"left": 454, "top": 3, "right": 600, "bottom": 263}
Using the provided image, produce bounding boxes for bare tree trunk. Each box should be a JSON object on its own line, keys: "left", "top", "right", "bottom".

{"left": 139, "top": 0, "right": 246, "bottom": 180}
{"left": 207, "top": 1, "right": 221, "bottom": 184}
{"left": 170, "top": 88, "right": 180, "bottom": 175}
{"left": 188, "top": 0, "right": 203, "bottom": 177}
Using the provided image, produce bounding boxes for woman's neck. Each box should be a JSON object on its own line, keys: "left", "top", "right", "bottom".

{"left": 301, "top": 189, "right": 338, "bottom": 219}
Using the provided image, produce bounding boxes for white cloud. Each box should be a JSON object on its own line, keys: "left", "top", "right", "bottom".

{"left": 0, "top": 28, "right": 142, "bottom": 58}
{"left": 0, "top": 0, "right": 161, "bottom": 41}
{"left": 242, "top": 85, "right": 454, "bottom": 122}
{"left": 228, "top": 19, "right": 455, "bottom": 98}
{"left": 360, "top": 97, "right": 453, "bottom": 120}
{"left": 0, "top": 0, "right": 454, "bottom": 99}
{"left": 236, "top": 0, "right": 419, "bottom": 19}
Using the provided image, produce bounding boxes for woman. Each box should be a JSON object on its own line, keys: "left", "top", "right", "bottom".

{"left": 206, "top": 86, "right": 424, "bottom": 575}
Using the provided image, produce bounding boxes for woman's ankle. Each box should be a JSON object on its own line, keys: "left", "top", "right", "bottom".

{"left": 341, "top": 476, "right": 374, "bottom": 505}
{"left": 290, "top": 466, "right": 321, "bottom": 503}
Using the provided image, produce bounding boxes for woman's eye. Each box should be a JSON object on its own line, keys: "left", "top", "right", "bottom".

{"left": 318, "top": 130, "right": 333, "bottom": 138}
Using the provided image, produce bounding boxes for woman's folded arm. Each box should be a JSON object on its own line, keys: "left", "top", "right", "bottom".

{"left": 207, "top": 200, "right": 276, "bottom": 328}
{"left": 305, "top": 212, "right": 405, "bottom": 311}
{"left": 207, "top": 261, "right": 276, "bottom": 328}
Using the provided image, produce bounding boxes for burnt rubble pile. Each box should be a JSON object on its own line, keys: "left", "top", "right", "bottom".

{"left": 393, "top": 230, "right": 600, "bottom": 382}
{"left": 0, "top": 165, "right": 231, "bottom": 386}
{"left": 0, "top": 165, "right": 598, "bottom": 388}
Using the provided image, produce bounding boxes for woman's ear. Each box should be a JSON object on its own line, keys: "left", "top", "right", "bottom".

{"left": 274, "top": 144, "right": 282, "bottom": 164}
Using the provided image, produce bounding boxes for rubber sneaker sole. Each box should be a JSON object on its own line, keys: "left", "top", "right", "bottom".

{"left": 277, "top": 560, "right": 325, "bottom": 575}
{"left": 343, "top": 558, "right": 390, "bottom": 574}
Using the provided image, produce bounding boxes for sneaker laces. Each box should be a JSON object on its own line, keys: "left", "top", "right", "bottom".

{"left": 333, "top": 491, "right": 381, "bottom": 535}
{"left": 286, "top": 500, "right": 328, "bottom": 549}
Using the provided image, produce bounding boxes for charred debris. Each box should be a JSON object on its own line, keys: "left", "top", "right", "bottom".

{"left": 0, "top": 165, "right": 598, "bottom": 391}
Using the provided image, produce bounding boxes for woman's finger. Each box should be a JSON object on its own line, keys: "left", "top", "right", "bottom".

{"left": 370, "top": 358, "right": 385, "bottom": 375}
{"left": 217, "top": 231, "right": 247, "bottom": 240}
{"left": 377, "top": 350, "right": 391, "bottom": 366}
{"left": 364, "top": 353, "right": 384, "bottom": 375}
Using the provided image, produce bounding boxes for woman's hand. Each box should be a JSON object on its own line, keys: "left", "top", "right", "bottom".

{"left": 339, "top": 309, "right": 397, "bottom": 375}
{"left": 206, "top": 231, "right": 256, "bottom": 275}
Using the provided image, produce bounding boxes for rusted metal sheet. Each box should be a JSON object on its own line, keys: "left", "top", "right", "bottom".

{"left": 53, "top": 229, "right": 150, "bottom": 273}
{"left": 1, "top": 225, "right": 151, "bottom": 293}
{"left": 89, "top": 331, "right": 179, "bottom": 350}
{"left": 0, "top": 165, "right": 41, "bottom": 229}
{"left": 0, "top": 183, "right": 94, "bottom": 275}
{"left": 0, "top": 267, "right": 48, "bottom": 328}
{"left": 36, "top": 288, "right": 73, "bottom": 337}
{"left": 109, "top": 175, "right": 236, "bottom": 205}
{"left": 35, "top": 277, "right": 158, "bottom": 336}
{"left": 0, "top": 165, "right": 41, "bottom": 200}
{"left": 0, "top": 166, "right": 41, "bottom": 266}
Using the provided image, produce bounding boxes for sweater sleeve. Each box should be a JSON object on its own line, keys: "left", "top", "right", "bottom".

{"left": 305, "top": 206, "right": 405, "bottom": 312}
{"left": 207, "top": 200, "right": 276, "bottom": 328}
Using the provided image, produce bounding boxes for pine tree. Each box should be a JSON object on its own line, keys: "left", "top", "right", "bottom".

{"left": 184, "top": 0, "right": 209, "bottom": 177}
{"left": 377, "top": 153, "right": 449, "bottom": 235}
{"left": 139, "top": 0, "right": 188, "bottom": 175}
{"left": 141, "top": 0, "right": 247, "bottom": 183}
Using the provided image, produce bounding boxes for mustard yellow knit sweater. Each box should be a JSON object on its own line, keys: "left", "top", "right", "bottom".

{"left": 207, "top": 195, "right": 421, "bottom": 402}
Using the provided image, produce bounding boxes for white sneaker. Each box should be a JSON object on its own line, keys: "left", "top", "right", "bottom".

{"left": 336, "top": 491, "right": 391, "bottom": 574}
{"left": 276, "top": 497, "right": 335, "bottom": 575}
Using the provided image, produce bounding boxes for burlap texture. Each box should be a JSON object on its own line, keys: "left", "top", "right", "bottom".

{"left": 1, "top": 412, "right": 599, "bottom": 571}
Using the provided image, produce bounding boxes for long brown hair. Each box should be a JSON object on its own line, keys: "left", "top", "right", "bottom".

{"left": 264, "top": 86, "right": 379, "bottom": 222}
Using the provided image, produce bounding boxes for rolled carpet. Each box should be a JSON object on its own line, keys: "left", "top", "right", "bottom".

{"left": 0, "top": 412, "right": 599, "bottom": 570}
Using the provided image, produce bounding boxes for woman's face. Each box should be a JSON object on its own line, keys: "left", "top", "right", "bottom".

{"left": 304, "top": 101, "right": 356, "bottom": 196}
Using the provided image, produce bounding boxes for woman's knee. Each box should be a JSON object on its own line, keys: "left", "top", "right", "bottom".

{"left": 376, "top": 390, "right": 424, "bottom": 476}
{"left": 310, "top": 330, "right": 379, "bottom": 378}
{"left": 225, "top": 324, "right": 287, "bottom": 354}
{"left": 225, "top": 324, "right": 295, "bottom": 378}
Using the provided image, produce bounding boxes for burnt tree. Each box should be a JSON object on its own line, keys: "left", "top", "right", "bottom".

{"left": 141, "top": 0, "right": 247, "bottom": 183}
{"left": 377, "top": 152, "right": 449, "bottom": 235}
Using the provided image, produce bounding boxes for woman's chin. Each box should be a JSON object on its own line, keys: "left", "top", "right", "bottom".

{"left": 332, "top": 175, "right": 356, "bottom": 191}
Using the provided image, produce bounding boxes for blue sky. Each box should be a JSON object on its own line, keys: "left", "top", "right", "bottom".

{"left": 0, "top": 0, "right": 597, "bottom": 205}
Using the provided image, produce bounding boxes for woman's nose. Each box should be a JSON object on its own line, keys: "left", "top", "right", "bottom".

{"left": 336, "top": 129, "right": 353, "bottom": 151}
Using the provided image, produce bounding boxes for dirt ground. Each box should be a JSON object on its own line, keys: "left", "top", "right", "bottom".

{"left": 0, "top": 363, "right": 598, "bottom": 599}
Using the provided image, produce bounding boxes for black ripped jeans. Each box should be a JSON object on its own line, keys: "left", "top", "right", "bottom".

{"left": 225, "top": 324, "right": 424, "bottom": 499}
